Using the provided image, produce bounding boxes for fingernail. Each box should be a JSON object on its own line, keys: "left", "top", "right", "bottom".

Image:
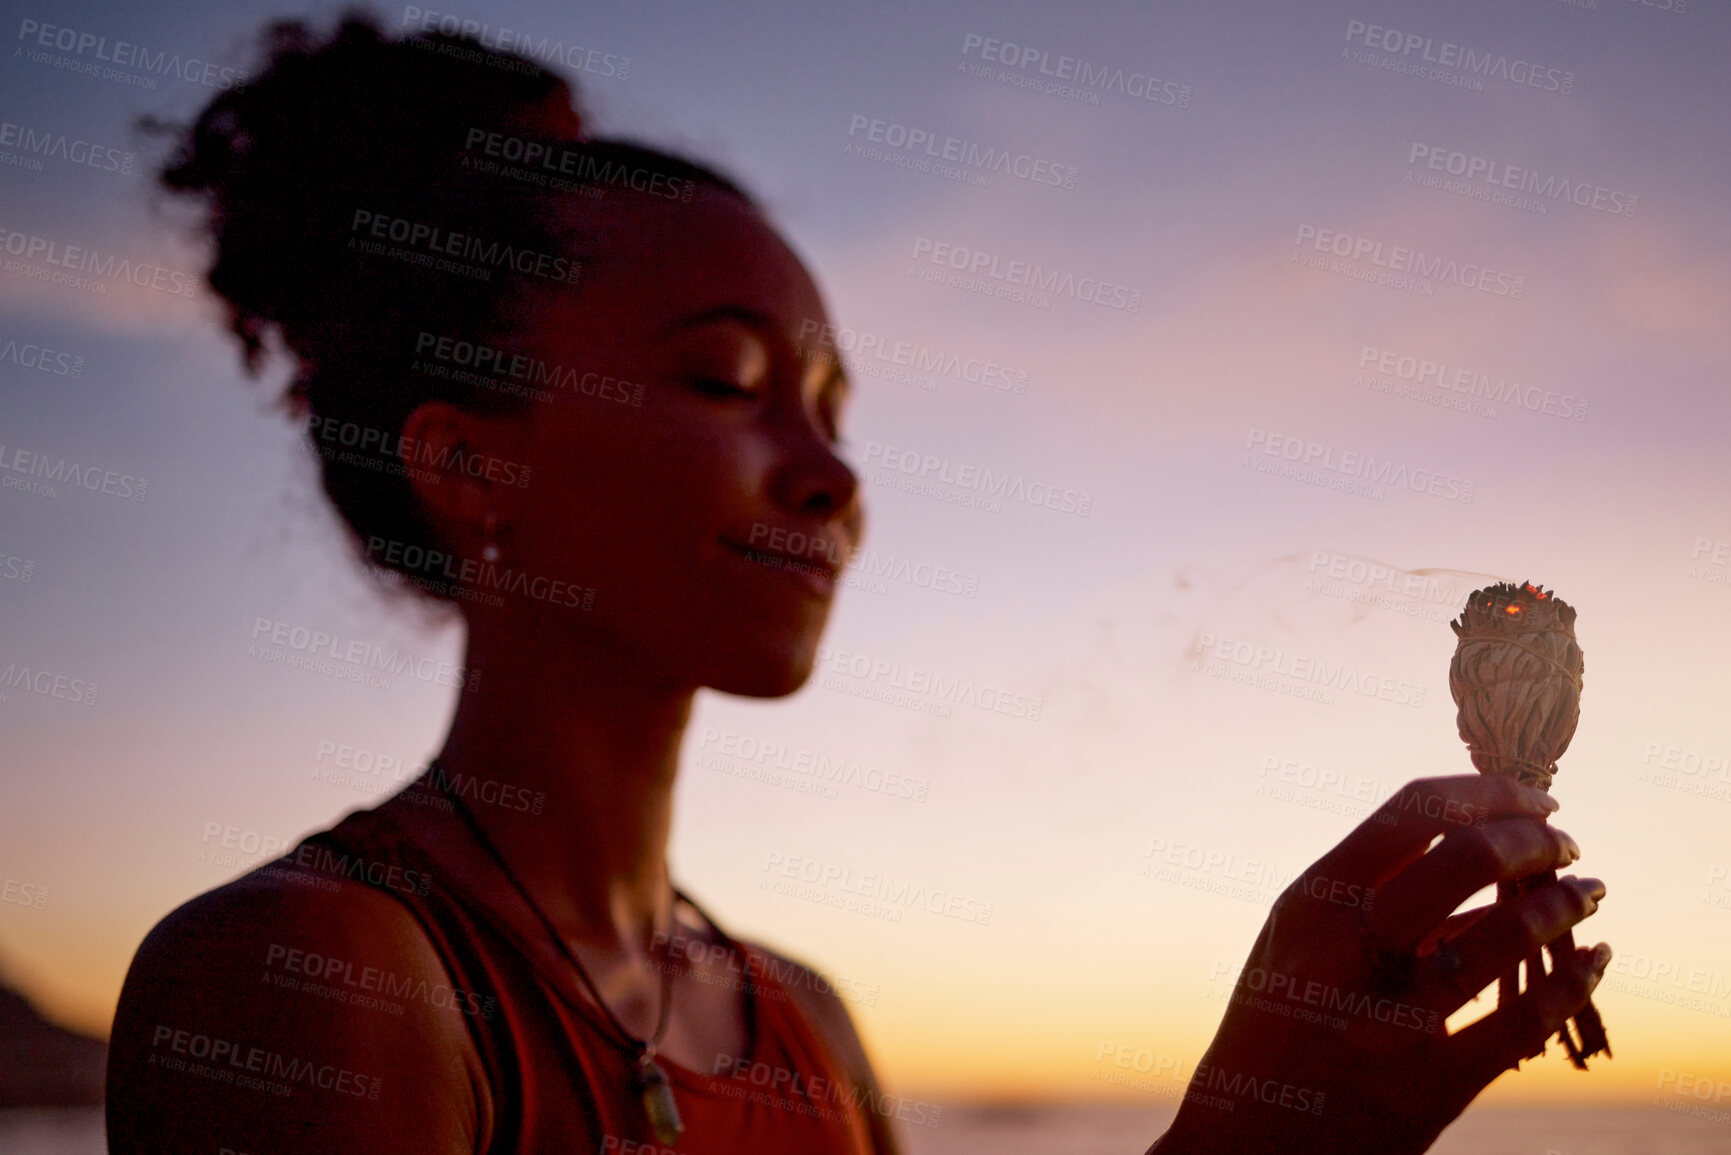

{"left": 1567, "top": 876, "right": 1607, "bottom": 903}
{"left": 1525, "top": 787, "right": 1560, "bottom": 814}
{"left": 1559, "top": 831, "right": 1582, "bottom": 862}
{"left": 1592, "top": 943, "right": 1612, "bottom": 971}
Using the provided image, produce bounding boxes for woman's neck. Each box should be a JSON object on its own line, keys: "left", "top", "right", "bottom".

{"left": 431, "top": 620, "right": 694, "bottom": 958}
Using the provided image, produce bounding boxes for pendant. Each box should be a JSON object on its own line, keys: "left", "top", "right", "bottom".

{"left": 639, "top": 1058, "right": 684, "bottom": 1146}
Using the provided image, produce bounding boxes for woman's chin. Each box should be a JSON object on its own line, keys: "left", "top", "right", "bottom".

{"left": 702, "top": 645, "right": 822, "bottom": 700}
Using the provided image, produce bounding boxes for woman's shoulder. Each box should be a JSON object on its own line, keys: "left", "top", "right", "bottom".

{"left": 670, "top": 895, "right": 874, "bottom": 1082}
{"left": 140, "top": 794, "right": 436, "bottom": 965}
{"left": 105, "top": 857, "right": 485, "bottom": 1153}
{"left": 132, "top": 853, "right": 434, "bottom": 974}
{"left": 110, "top": 853, "right": 471, "bottom": 1061}
{"left": 734, "top": 938, "right": 880, "bottom": 1086}
{"left": 114, "top": 806, "right": 480, "bottom": 1053}
{"left": 733, "top": 937, "right": 904, "bottom": 1154}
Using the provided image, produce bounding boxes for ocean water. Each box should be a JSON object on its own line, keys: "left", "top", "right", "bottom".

{"left": 0, "top": 1110, "right": 105, "bottom": 1154}
{"left": 900, "top": 1103, "right": 1731, "bottom": 1155}
{"left": 3, "top": 1103, "right": 1726, "bottom": 1152}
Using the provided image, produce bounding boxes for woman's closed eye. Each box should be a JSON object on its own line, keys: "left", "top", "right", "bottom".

{"left": 673, "top": 318, "right": 771, "bottom": 402}
{"left": 690, "top": 376, "right": 758, "bottom": 399}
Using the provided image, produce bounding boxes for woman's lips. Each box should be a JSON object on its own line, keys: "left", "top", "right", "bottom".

{"left": 720, "top": 537, "right": 843, "bottom": 587}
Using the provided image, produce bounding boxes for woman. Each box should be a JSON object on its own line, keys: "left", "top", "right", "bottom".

{"left": 106, "top": 17, "right": 1611, "bottom": 1154}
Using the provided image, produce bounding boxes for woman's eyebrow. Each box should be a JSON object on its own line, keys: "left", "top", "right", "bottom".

{"left": 663, "top": 306, "right": 837, "bottom": 368}
{"left": 662, "top": 304, "right": 775, "bottom": 336}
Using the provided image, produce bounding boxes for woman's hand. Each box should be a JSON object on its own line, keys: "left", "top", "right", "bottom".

{"left": 1151, "top": 775, "right": 1611, "bottom": 1154}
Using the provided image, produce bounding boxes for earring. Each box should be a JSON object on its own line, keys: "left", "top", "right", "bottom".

{"left": 481, "top": 511, "right": 501, "bottom": 564}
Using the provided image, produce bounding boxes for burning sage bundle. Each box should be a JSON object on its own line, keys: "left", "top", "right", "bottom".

{"left": 1448, "top": 581, "right": 1609, "bottom": 1068}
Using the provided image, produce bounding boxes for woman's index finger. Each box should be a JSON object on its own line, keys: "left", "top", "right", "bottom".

{"left": 1306, "top": 775, "right": 1558, "bottom": 889}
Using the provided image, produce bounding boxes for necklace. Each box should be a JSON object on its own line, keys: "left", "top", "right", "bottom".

{"left": 433, "top": 761, "right": 686, "bottom": 1146}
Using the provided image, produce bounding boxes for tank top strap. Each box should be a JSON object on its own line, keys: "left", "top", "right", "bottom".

{"left": 653, "top": 890, "right": 887, "bottom": 1151}
{"left": 668, "top": 891, "right": 847, "bottom": 1093}
{"left": 724, "top": 939, "right": 890, "bottom": 1150}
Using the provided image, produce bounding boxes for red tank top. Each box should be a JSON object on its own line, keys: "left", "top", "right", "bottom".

{"left": 294, "top": 789, "right": 888, "bottom": 1154}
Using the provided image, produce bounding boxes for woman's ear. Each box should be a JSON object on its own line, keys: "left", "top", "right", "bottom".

{"left": 396, "top": 401, "right": 532, "bottom": 560}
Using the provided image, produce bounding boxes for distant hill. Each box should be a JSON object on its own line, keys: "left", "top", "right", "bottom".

{"left": 0, "top": 984, "right": 105, "bottom": 1108}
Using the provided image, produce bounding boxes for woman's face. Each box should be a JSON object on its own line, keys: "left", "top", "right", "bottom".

{"left": 488, "top": 185, "right": 863, "bottom": 698}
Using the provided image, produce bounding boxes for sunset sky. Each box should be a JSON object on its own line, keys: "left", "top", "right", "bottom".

{"left": 3, "top": 0, "right": 1729, "bottom": 1114}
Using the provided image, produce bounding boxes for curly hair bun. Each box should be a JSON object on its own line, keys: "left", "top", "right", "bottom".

{"left": 152, "top": 13, "right": 748, "bottom": 603}
{"left": 160, "top": 14, "right": 582, "bottom": 374}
